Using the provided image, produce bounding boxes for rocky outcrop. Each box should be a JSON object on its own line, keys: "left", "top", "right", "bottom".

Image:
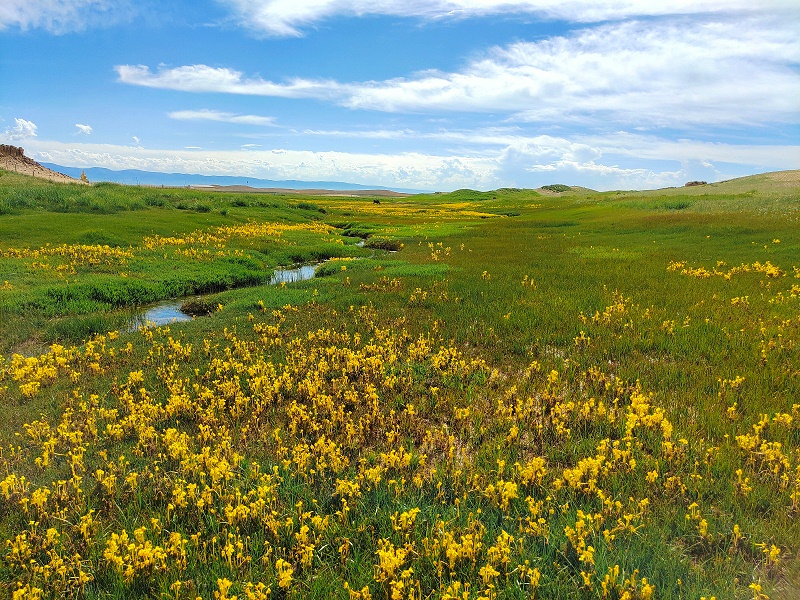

{"left": 0, "top": 144, "right": 25, "bottom": 158}
{"left": 0, "top": 145, "right": 87, "bottom": 184}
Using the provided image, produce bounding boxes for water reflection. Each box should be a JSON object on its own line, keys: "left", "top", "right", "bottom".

{"left": 131, "top": 263, "right": 319, "bottom": 329}
{"left": 270, "top": 264, "right": 317, "bottom": 284}
{"left": 129, "top": 301, "right": 189, "bottom": 329}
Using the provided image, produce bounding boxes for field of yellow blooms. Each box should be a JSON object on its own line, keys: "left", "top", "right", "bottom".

{"left": 0, "top": 170, "right": 799, "bottom": 599}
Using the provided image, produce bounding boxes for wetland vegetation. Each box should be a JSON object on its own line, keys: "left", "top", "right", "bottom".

{"left": 1, "top": 168, "right": 799, "bottom": 599}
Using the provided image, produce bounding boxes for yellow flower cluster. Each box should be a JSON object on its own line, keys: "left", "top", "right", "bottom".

{"left": 1, "top": 337, "right": 116, "bottom": 397}
{"left": 142, "top": 221, "right": 330, "bottom": 251}
{"left": 0, "top": 243, "right": 134, "bottom": 265}
{"left": 0, "top": 243, "right": 134, "bottom": 281}
{"left": 1, "top": 292, "right": 796, "bottom": 598}
{"left": 668, "top": 259, "right": 786, "bottom": 280}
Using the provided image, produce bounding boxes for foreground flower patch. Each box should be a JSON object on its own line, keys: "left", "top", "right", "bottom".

{"left": 1, "top": 299, "right": 797, "bottom": 599}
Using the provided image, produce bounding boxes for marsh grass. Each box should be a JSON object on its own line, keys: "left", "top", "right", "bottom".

{"left": 0, "top": 168, "right": 799, "bottom": 599}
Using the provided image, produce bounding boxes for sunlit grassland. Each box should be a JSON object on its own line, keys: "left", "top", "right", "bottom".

{"left": 0, "top": 169, "right": 799, "bottom": 599}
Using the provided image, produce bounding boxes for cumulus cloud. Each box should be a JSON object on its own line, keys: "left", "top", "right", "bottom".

{"left": 298, "top": 126, "right": 800, "bottom": 171}
{"left": 75, "top": 123, "right": 93, "bottom": 135}
{"left": 168, "top": 109, "right": 276, "bottom": 126}
{"left": 2, "top": 118, "right": 38, "bottom": 141}
{"left": 0, "top": 0, "right": 132, "bottom": 33}
{"left": 21, "top": 129, "right": 797, "bottom": 192}
{"left": 117, "top": 15, "right": 800, "bottom": 128}
{"left": 218, "top": 0, "right": 796, "bottom": 37}
{"left": 339, "top": 17, "right": 800, "bottom": 125}
{"left": 20, "top": 138, "right": 495, "bottom": 189}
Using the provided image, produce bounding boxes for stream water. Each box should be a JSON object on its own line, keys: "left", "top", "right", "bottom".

{"left": 129, "top": 264, "right": 319, "bottom": 329}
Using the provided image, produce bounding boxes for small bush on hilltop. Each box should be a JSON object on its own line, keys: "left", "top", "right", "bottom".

{"left": 541, "top": 184, "right": 572, "bottom": 192}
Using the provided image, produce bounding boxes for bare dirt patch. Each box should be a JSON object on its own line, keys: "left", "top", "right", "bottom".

{"left": 765, "top": 170, "right": 800, "bottom": 185}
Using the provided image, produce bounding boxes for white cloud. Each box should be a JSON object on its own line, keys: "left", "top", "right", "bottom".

{"left": 340, "top": 17, "right": 800, "bottom": 125}
{"left": 2, "top": 118, "right": 38, "bottom": 141}
{"left": 117, "top": 15, "right": 800, "bottom": 128}
{"left": 0, "top": 0, "right": 132, "bottom": 33}
{"left": 218, "top": 0, "right": 797, "bottom": 37}
{"left": 584, "top": 132, "right": 800, "bottom": 170}
{"left": 300, "top": 128, "right": 417, "bottom": 140}
{"left": 117, "top": 64, "right": 344, "bottom": 100}
{"left": 298, "top": 126, "right": 800, "bottom": 171}
{"left": 21, "top": 129, "right": 797, "bottom": 192}
{"left": 21, "top": 138, "right": 495, "bottom": 189}
{"left": 75, "top": 123, "right": 93, "bottom": 135}
{"left": 169, "top": 109, "right": 276, "bottom": 126}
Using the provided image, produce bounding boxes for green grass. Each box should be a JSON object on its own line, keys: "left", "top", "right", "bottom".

{"left": 0, "top": 168, "right": 799, "bottom": 599}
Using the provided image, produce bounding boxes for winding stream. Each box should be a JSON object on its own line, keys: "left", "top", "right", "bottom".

{"left": 128, "top": 263, "right": 320, "bottom": 329}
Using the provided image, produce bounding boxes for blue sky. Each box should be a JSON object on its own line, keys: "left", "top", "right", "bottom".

{"left": 1, "top": 1, "right": 798, "bottom": 191}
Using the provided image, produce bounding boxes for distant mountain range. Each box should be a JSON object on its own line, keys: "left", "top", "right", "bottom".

{"left": 41, "top": 164, "right": 428, "bottom": 194}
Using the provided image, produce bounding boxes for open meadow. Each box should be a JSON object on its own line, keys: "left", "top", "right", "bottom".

{"left": 0, "top": 169, "right": 799, "bottom": 599}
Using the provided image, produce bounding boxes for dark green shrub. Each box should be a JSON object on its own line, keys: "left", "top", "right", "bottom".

{"left": 364, "top": 238, "right": 402, "bottom": 251}
{"left": 180, "top": 297, "right": 217, "bottom": 316}
{"left": 541, "top": 184, "right": 571, "bottom": 193}
{"left": 296, "top": 202, "right": 326, "bottom": 214}
{"left": 314, "top": 263, "right": 339, "bottom": 277}
{"left": 662, "top": 201, "right": 691, "bottom": 210}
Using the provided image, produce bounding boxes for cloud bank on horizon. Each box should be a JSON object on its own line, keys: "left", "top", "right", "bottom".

{"left": 1, "top": 0, "right": 798, "bottom": 191}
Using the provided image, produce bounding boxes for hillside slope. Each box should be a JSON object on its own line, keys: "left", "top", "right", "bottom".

{"left": 0, "top": 145, "right": 86, "bottom": 185}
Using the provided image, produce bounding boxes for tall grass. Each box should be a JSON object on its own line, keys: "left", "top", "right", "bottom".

{"left": 0, "top": 169, "right": 798, "bottom": 599}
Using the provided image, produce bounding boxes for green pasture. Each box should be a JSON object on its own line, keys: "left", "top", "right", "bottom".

{"left": 0, "top": 168, "right": 799, "bottom": 599}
